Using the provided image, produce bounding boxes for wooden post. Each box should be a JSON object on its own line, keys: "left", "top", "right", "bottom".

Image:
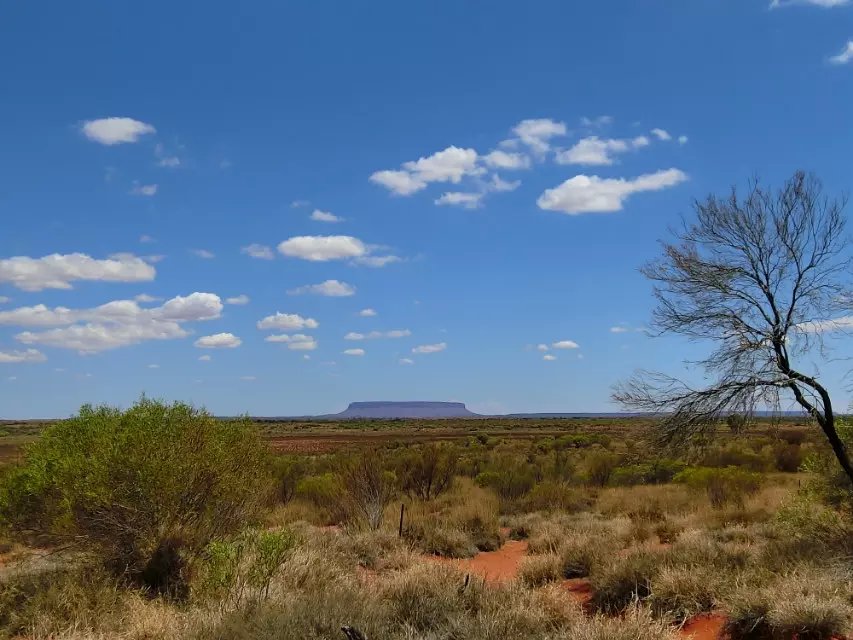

{"left": 398, "top": 503, "right": 405, "bottom": 537}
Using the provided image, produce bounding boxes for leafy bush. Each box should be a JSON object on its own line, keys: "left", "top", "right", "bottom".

{"left": 395, "top": 443, "right": 457, "bottom": 500}
{"left": 674, "top": 466, "right": 761, "bottom": 508}
{"left": 340, "top": 451, "right": 396, "bottom": 530}
{"left": 0, "top": 398, "right": 270, "bottom": 596}
{"left": 475, "top": 466, "right": 536, "bottom": 501}
{"left": 583, "top": 450, "right": 619, "bottom": 487}
{"left": 523, "top": 481, "right": 592, "bottom": 512}
{"left": 271, "top": 456, "right": 309, "bottom": 504}
{"left": 610, "top": 460, "right": 686, "bottom": 487}
{"left": 196, "top": 528, "right": 297, "bottom": 609}
{"left": 801, "top": 418, "right": 853, "bottom": 508}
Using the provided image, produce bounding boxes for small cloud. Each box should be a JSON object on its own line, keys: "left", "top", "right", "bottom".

{"left": 240, "top": 375, "right": 256, "bottom": 381}
{"left": 345, "top": 329, "right": 411, "bottom": 341}
{"left": 139, "top": 234, "right": 156, "bottom": 244}
{"left": 264, "top": 333, "right": 318, "bottom": 351}
{"left": 257, "top": 313, "right": 318, "bottom": 331}
{"left": 310, "top": 209, "right": 344, "bottom": 223}
{"left": 678, "top": 135, "right": 689, "bottom": 145}
{"left": 199, "top": 355, "right": 212, "bottom": 362}
{"left": 543, "top": 354, "right": 557, "bottom": 361}
{"left": 344, "top": 348, "right": 366, "bottom": 356}
{"left": 194, "top": 333, "right": 242, "bottom": 349}
{"left": 536, "top": 344, "right": 550, "bottom": 352}
{"left": 399, "top": 358, "right": 415, "bottom": 365}
{"left": 130, "top": 183, "right": 158, "bottom": 197}
{"left": 610, "top": 326, "right": 630, "bottom": 334}
{"left": 359, "top": 308, "right": 377, "bottom": 317}
{"left": 191, "top": 249, "right": 215, "bottom": 259}
{"left": 147, "top": 364, "right": 160, "bottom": 369}
{"left": 225, "top": 294, "right": 250, "bottom": 305}
{"left": 288, "top": 279, "right": 356, "bottom": 297}
{"left": 435, "top": 192, "right": 483, "bottom": 209}
{"left": 303, "top": 354, "right": 310, "bottom": 360}
{"left": 81, "top": 117, "right": 156, "bottom": 145}
{"left": 829, "top": 40, "right": 853, "bottom": 65}
{"left": 157, "top": 156, "right": 181, "bottom": 168}
{"left": 290, "top": 199, "right": 310, "bottom": 208}
{"left": 144, "top": 255, "right": 166, "bottom": 263}
{"left": 352, "top": 255, "right": 402, "bottom": 268}
{"left": 242, "top": 244, "right": 274, "bottom": 260}
{"left": 651, "top": 128, "right": 672, "bottom": 141}
{"left": 134, "top": 293, "right": 161, "bottom": 303}
{"left": 552, "top": 340, "right": 580, "bottom": 349}
{"left": 412, "top": 342, "right": 447, "bottom": 354}
{"left": 0, "top": 348, "right": 47, "bottom": 363}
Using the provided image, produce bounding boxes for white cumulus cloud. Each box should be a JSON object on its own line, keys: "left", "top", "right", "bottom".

{"left": 359, "top": 308, "right": 377, "bottom": 317}
{"left": 345, "top": 329, "right": 411, "bottom": 340}
{"left": 0, "top": 348, "right": 46, "bottom": 363}
{"left": 483, "top": 150, "right": 531, "bottom": 170}
{"left": 288, "top": 279, "right": 356, "bottom": 297}
{"left": 130, "top": 184, "right": 158, "bottom": 197}
{"left": 370, "top": 146, "right": 481, "bottom": 196}
{"left": 343, "top": 348, "right": 365, "bottom": 356}
{"left": 0, "top": 253, "right": 155, "bottom": 291}
{"left": 556, "top": 136, "right": 650, "bottom": 166}
{"left": 81, "top": 117, "right": 156, "bottom": 145}
{"left": 191, "top": 249, "right": 215, "bottom": 259}
{"left": 310, "top": 209, "right": 343, "bottom": 223}
{"left": 552, "top": 340, "right": 580, "bottom": 349}
{"left": 265, "top": 333, "right": 318, "bottom": 350}
{"left": 412, "top": 342, "right": 447, "bottom": 354}
{"left": 194, "top": 333, "right": 242, "bottom": 349}
{"left": 511, "top": 118, "right": 568, "bottom": 153}
{"left": 278, "top": 235, "right": 367, "bottom": 261}
{"left": 225, "top": 294, "right": 250, "bottom": 305}
{"left": 435, "top": 192, "right": 483, "bottom": 209}
{"left": 537, "top": 169, "right": 688, "bottom": 215}
{"left": 829, "top": 40, "right": 853, "bottom": 64}
{"left": 242, "top": 244, "right": 275, "bottom": 260}
{"left": 651, "top": 128, "right": 672, "bottom": 141}
{"left": 399, "top": 357, "right": 415, "bottom": 365}
{"left": 543, "top": 354, "right": 557, "bottom": 361}
{"left": 257, "top": 312, "right": 319, "bottom": 331}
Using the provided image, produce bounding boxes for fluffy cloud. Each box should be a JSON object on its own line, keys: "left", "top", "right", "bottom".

{"left": 511, "top": 118, "right": 568, "bottom": 153}
{"left": 353, "top": 255, "right": 402, "bottom": 268}
{"left": 543, "top": 354, "right": 557, "bottom": 361}
{"left": 359, "top": 308, "right": 377, "bottom": 317}
{"left": 580, "top": 115, "right": 614, "bottom": 128}
{"left": 678, "top": 135, "right": 689, "bottom": 145}
{"left": 242, "top": 244, "right": 274, "bottom": 260}
{"left": 771, "top": 0, "right": 848, "bottom": 6}
{"left": 610, "top": 326, "right": 630, "bottom": 333}
{"left": 412, "top": 342, "right": 447, "bottom": 354}
{"left": 537, "top": 169, "right": 688, "bottom": 215}
{"left": 343, "top": 348, "right": 365, "bottom": 356}
{"left": 130, "top": 183, "right": 158, "bottom": 197}
{"left": 345, "top": 329, "right": 411, "bottom": 340}
{"left": 225, "top": 294, "right": 250, "bottom": 305}
{"left": 0, "top": 253, "right": 155, "bottom": 291}
{"left": 829, "top": 40, "right": 853, "bottom": 64}
{"left": 194, "top": 333, "right": 242, "bottom": 349}
{"left": 6, "top": 292, "right": 223, "bottom": 354}
{"left": 552, "top": 340, "right": 579, "bottom": 349}
{"left": 278, "top": 235, "right": 367, "bottom": 261}
{"left": 370, "top": 146, "right": 481, "bottom": 196}
{"left": 257, "top": 312, "right": 319, "bottom": 331}
{"left": 191, "top": 249, "right": 215, "bottom": 259}
{"left": 310, "top": 209, "right": 343, "bottom": 223}
{"left": 435, "top": 192, "right": 483, "bottom": 209}
{"left": 0, "top": 348, "right": 46, "bottom": 363}
{"left": 536, "top": 344, "right": 550, "bottom": 352}
{"left": 483, "top": 150, "right": 530, "bottom": 170}
{"left": 265, "top": 333, "right": 318, "bottom": 350}
{"left": 651, "top": 128, "right": 672, "bottom": 141}
{"left": 556, "top": 136, "right": 650, "bottom": 166}
{"left": 134, "top": 294, "right": 160, "bottom": 303}
{"left": 199, "top": 355, "right": 211, "bottom": 361}
{"left": 288, "top": 280, "right": 356, "bottom": 297}
{"left": 81, "top": 117, "right": 156, "bottom": 145}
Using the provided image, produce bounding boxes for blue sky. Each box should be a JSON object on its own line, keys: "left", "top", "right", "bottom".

{"left": 1, "top": 0, "right": 852, "bottom": 418}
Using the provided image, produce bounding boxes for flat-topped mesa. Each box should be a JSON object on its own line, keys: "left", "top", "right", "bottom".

{"left": 336, "top": 401, "right": 478, "bottom": 419}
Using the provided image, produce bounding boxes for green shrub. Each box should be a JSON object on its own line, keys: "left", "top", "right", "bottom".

{"left": 523, "top": 481, "right": 592, "bottom": 512}
{"left": 340, "top": 451, "right": 396, "bottom": 530}
{"left": 772, "top": 442, "right": 803, "bottom": 473}
{"left": 0, "top": 398, "right": 270, "bottom": 596}
{"left": 674, "top": 466, "right": 761, "bottom": 508}
{"left": 196, "top": 528, "right": 298, "bottom": 609}
{"left": 271, "top": 456, "right": 309, "bottom": 504}
{"left": 395, "top": 443, "right": 457, "bottom": 501}
{"left": 475, "top": 466, "right": 536, "bottom": 501}
{"left": 583, "top": 450, "right": 619, "bottom": 487}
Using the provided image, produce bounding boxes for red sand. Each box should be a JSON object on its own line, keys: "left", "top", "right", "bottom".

{"left": 430, "top": 539, "right": 529, "bottom": 583}
{"left": 680, "top": 613, "right": 727, "bottom": 640}
{"left": 559, "top": 578, "right": 593, "bottom": 608}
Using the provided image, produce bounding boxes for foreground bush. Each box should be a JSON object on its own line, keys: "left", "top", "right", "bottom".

{"left": 0, "top": 398, "right": 270, "bottom": 596}
{"left": 674, "top": 466, "right": 761, "bottom": 508}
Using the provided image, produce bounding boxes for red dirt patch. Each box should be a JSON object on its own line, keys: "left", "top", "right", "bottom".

{"left": 429, "top": 539, "right": 529, "bottom": 583}
{"left": 559, "top": 578, "right": 593, "bottom": 608}
{"left": 680, "top": 613, "right": 727, "bottom": 640}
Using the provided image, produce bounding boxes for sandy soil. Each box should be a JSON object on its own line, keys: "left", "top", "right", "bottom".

{"left": 429, "top": 539, "right": 529, "bottom": 584}
{"left": 679, "top": 613, "right": 727, "bottom": 640}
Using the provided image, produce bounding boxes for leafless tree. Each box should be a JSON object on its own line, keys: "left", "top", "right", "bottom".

{"left": 613, "top": 171, "right": 853, "bottom": 484}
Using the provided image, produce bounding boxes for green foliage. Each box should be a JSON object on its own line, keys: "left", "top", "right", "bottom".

{"left": 699, "top": 442, "right": 771, "bottom": 472}
{"left": 801, "top": 418, "right": 853, "bottom": 508}
{"left": 340, "top": 451, "right": 396, "bottom": 530}
{"left": 554, "top": 433, "right": 611, "bottom": 449}
{"left": 394, "top": 443, "right": 457, "bottom": 500}
{"left": 196, "top": 528, "right": 298, "bottom": 609}
{"left": 610, "top": 460, "right": 687, "bottom": 486}
{"left": 271, "top": 456, "right": 309, "bottom": 504}
{"left": 583, "top": 449, "right": 619, "bottom": 487}
{"left": 475, "top": 465, "right": 536, "bottom": 501}
{"left": 0, "top": 398, "right": 270, "bottom": 595}
{"left": 674, "top": 466, "right": 761, "bottom": 508}
{"left": 523, "top": 481, "right": 592, "bottom": 512}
